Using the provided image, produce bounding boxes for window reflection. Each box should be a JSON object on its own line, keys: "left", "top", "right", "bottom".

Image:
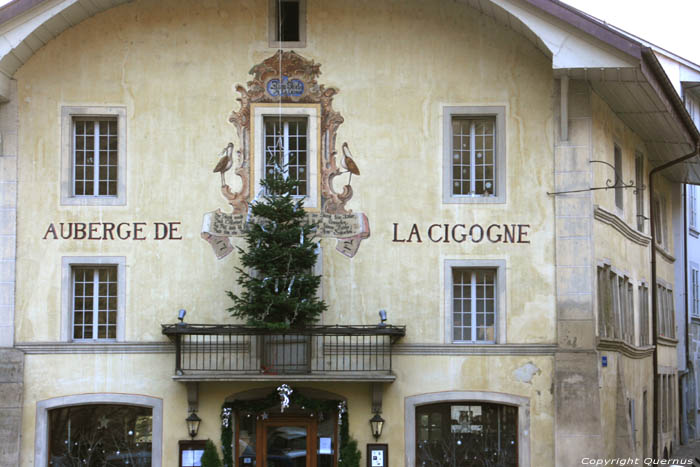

{"left": 48, "top": 404, "right": 152, "bottom": 466}
{"left": 416, "top": 402, "right": 517, "bottom": 467}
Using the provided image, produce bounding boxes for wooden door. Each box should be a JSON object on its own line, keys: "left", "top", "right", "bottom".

{"left": 257, "top": 417, "right": 317, "bottom": 467}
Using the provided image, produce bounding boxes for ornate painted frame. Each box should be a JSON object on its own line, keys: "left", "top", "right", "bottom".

{"left": 225, "top": 51, "right": 352, "bottom": 215}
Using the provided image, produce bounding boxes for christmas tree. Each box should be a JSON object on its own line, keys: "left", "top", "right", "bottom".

{"left": 227, "top": 165, "right": 327, "bottom": 329}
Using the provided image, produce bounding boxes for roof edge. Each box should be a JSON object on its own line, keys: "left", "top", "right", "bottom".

{"left": 521, "top": 0, "right": 642, "bottom": 60}
{"left": 0, "top": 0, "right": 46, "bottom": 26}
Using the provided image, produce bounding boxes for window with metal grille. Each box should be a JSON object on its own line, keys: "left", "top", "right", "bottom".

{"left": 263, "top": 116, "right": 308, "bottom": 196}
{"left": 451, "top": 117, "right": 496, "bottom": 197}
{"left": 416, "top": 402, "right": 517, "bottom": 466}
{"left": 73, "top": 118, "right": 118, "bottom": 197}
{"left": 72, "top": 266, "right": 118, "bottom": 340}
{"left": 452, "top": 269, "right": 496, "bottom": 342}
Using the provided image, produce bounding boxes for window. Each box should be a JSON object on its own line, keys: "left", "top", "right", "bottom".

{"left": 61, "top": 106, "right": 126, "bottom": 206}
{"left": 657, "top": 282, "right": 675, "bottom": 339}
{"left": 614, "top": 144, "right": 623, "bottom": 210}
{"left": 264, "top": 116, "right": 307, "bottom": 196}
{"left": 72, "top": 266, "right": 118, "bottom": 340}
{"left": 653, "top": 195, "right": 667, "bottom": 248}
{"left": 690, "top": 185, "right": 698, "bottom": 231}
{"left": 635, "top": 153, "right": 645, "bottom": 232}
{"left": 268, "top": 0, "right": 306, "bottom": 48}
{"left": 597, "top": 265, "right": 634, "bottom": 344}
{"left": 415, "top": 402, "right": 517, "bottom": 466}
{"left": 443, "top": 106, "right": 506, "bottom": 204}
{"left": 639, "top": 283, "right": 650, "bottom": 346}
{"left": 253, "top": 105, "right": 319, "bottom": 209}
{"left": 628, "top": 398, "right": 636, "bottom": 447}
{"left": 61, "top": 257, "right": 126, "bottom": 342}
{"left": 445, "top": 260, "right": 505, "bottom": 344}
{"left": 48, "top": 404, "right": 152, "bottom": 466}
{"left": 452, "top": 269, "right": 495, "bottom": 342}
{"left": 35, "top": 394, "right": 163, "bottom": 467}
{"left": 692, "top": 267, "right": 700, "bottom": 317}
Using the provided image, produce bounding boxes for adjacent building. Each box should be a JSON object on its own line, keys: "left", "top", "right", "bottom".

{"left": 0, "top": 0, "right": 699, "bottom": 465}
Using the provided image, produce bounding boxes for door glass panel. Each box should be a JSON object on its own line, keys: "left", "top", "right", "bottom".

{"left": 317, "top": 415, "right": 335, "bottom": 467}
{"left": 266, "top": 425, "right": 307, "bottom": 467}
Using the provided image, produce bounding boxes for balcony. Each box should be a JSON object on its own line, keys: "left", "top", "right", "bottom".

{"left": 161, "top": 324, "right": 406, "bottom": 382}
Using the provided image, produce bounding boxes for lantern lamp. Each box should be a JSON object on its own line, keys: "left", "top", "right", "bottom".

{"left": 369, "top": 412, "right": 385, "bottom": 441}
{"left": 186, "top": 411, "right": 201, "bottom": 439}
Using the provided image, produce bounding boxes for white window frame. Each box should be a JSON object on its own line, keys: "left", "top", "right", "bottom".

{"left": 443, "top": 106, "right": 506, "bottom": 204}
{"left": 444, "top": 259, "right": 506, "bottom": 344}
{"left": 61, "top": 256, "right": 126, "bottom": 342}
{"left": 252, "top": 104, "right": 319, "bottom": 210}
{"left": 268, "top": 0, "right": 307, "bottom": 48}
{"left": 35, "top": 394, "right": 163, "bottom": 467}
{"left": 61, "top": 106, "right": 126, "bottom": 206}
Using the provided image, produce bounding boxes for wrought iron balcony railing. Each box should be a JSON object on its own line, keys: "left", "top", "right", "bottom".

{"left": 161, "top": 324, "right": 406, "bottom": 382}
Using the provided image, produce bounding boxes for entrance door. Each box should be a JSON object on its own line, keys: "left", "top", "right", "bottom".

{"left": 258, "top": 417, "right": 317, "bottom": 467}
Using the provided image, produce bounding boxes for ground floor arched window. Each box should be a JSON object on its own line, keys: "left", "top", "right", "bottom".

{"left": 416, "top": 401, "right": 517, "bottom": 467}
{"left": 48, "top": 404, "right": 153, "bottom": 466}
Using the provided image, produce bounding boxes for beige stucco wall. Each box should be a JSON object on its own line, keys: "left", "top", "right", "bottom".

{"left": 14, "top": 0, "right": 556, "bottom": 345}
{"left": 13, "top": 0, "right": 558, "bottom": 465}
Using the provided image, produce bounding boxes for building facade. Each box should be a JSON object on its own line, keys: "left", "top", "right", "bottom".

{"left": 0, "top": 0, "right": 698, "bottom": 466}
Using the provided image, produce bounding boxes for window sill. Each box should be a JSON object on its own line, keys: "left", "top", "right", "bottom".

{"left": 597, "top": 337, "right": 654, "bottom": 359}
{"left": 443, "top": 195, "right": 505, "bottom": 204}
{"left": 690, "top": 226, "right": 700, "bottom": 238}
{"left": 657, "top": 335, "right": 678, "bottom": 346}
{"left": 61, "top": 195, "right": 125, "bottom": 206}
{"left": 691, "top": 315, "right": 700, "bottom": 325}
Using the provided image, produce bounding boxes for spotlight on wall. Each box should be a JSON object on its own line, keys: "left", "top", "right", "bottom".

{"left": 369, "top": 412, "right": 385, "bottom": 441}
{"left": 186, "top": 410, "right": 201, "bottom": 439}
{"left": 378, "top": 309, "right": 387, "bottom": 328}
{"left": 178, "top": 309, "right": 187, "bottom": 323}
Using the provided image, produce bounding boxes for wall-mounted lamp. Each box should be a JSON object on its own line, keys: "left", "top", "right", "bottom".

{"left": 369, "top": 412, "right": 385, "bottom": 441}
{"left": 178, "top": 309, "right": 187, "bottom": 324}
{"left": 186, "top": 410, "right": 201, "bottom": 439}
{"left": 378, "top": 309, "right": 387, "bottom": 328}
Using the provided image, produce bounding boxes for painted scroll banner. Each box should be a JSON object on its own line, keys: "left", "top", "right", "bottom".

{"left": 201, "top": 210, "right": 370, "bottom": 259}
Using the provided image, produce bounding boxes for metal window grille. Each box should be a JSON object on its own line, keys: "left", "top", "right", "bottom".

{"left": 73, "top": 118, "right": 118, "bottom": 196}
{"left": 451, "top": 117, "right": 495, "bottom": 196}
{"left": 263, "top": 117, "right": 307, "bottom": 196}
{"left": 452, "top": 269, "right": 496, "bottom": 342}
{"left": 72, "top": 266, "right": 118, "bottom": 340}
{"left": 614, "top": 145, "right": 623, "bottom": 210}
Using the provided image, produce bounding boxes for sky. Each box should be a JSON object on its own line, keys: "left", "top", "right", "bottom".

{"left": 560, "top": 0, "right": 700, "bottom": 65}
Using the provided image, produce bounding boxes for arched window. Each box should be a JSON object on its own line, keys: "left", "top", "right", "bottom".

{"left": 416, "top": 402, "right": 517, "bottom": 466}
{"left": 35, "top": 394, "right": 163, "bottom": 467}
{"left": 405, "top": 391, "right": 530, "bottom": 467}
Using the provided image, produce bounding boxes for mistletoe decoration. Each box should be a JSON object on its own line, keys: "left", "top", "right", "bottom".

{"left": 227, "top": 163, "right": 327, "bottom": 328}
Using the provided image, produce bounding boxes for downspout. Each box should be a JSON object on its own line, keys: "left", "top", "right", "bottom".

{"left": 683, "top": 183, "right": 690, "bottom": 446}
{"left": 650, "top": 145, "right": 699, "bottom": 457}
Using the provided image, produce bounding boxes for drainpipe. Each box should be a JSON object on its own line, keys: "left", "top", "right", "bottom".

{"left": 684, "top": 184, "right": 691, "bottom": 445}
{"left": 650, "top": 145, "right": 699, "bottom": 457}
